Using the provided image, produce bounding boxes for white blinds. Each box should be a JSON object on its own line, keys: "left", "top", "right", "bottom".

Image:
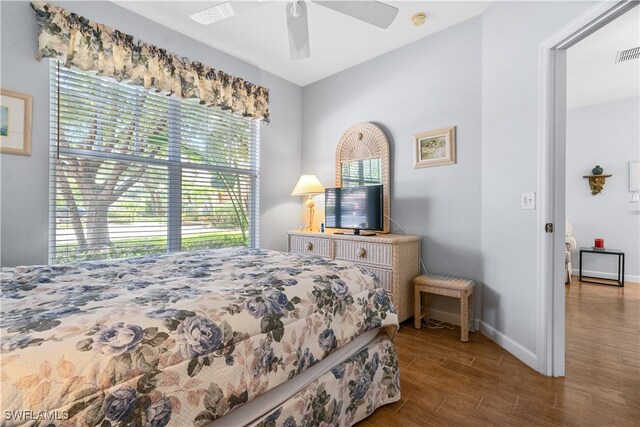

{"left": 49, "top": 61, "right": 259, "bottom": 263}
{"left": 341, "top": 158, "right": 381, "bottom": 186}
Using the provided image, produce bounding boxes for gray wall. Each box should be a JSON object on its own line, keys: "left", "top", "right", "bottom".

{"left": 0, "top": 1, "right": 303, "bottom": 267}
{"left": 2, "top": 0, "right": 616, "bottom": 371}
{"left": 566, "top": 98, "right": 640, "bottom": 282}
{"left": 480, "top": 1, "right": 594, "bottom": 359}
{"left": 302, "top": 18, "right": 483, "bottom": 320}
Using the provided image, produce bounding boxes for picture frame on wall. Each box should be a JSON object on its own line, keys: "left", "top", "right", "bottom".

{"left": 1, "top": 89, "right": 32, "bottom": 156}
{"left": 414, "top": 126, "right": 456, "bottom": 168}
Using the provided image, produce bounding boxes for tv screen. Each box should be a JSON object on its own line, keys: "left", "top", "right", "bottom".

{"left": 325, "top": 185, "right": 383, "bottom": 232}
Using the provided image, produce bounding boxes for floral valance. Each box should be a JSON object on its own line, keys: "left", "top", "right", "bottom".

{"left": 31, "top": 2, "right": 270, "bottom": 122}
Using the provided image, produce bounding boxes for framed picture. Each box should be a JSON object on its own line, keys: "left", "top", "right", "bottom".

{"left": 414, "top": 126, "right": 456, "bottom": 168}
{"left": 1, "top": 89, "right": 32, "bottom": 156}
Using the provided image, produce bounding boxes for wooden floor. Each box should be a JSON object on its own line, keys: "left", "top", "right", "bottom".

{"left": 360, "top": 279, "right": 640, "bottom": 426}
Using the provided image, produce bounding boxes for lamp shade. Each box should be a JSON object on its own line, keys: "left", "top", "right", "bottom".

{"left": 291, "top": 174, "right": 325, "bottom": 196}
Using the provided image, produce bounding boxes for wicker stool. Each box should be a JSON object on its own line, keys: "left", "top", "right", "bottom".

{"left": 414, "top": 274, "right": 475, "bottom": 342}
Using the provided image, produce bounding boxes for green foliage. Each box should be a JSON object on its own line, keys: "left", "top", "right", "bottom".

{"left": 54, "top": 232, "right": 246, "bottom": 264}
{"left": 54, "top": 66, "right": 257, "bottom": 263}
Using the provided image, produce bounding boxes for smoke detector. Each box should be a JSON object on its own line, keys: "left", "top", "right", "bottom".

{"left": 615, "top": 46, "right": 640, "bottom": 63}
{"left": 412, "top": 12, "right": 426, "bottom": 27}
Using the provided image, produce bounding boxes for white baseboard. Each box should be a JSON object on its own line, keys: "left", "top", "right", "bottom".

{"left": 428, "top": 313, "right": 540, "bottom": 373}
{"left": 428, "top": 308, "right": 480, "bottom": 332}
{"left": 479, "top": 321, "right": 538, "bottom": 371}
{"left": 571, "top": 268, "right": 639, "bottom": 284}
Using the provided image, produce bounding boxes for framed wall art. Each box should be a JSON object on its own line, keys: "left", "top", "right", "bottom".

{"left": 414, "top": 126, "right": 456, "bottom": 168}
{"left": 1, "top": 89, "right": 32, "bottom": 156}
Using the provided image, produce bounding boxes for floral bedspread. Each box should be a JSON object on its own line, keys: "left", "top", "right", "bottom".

{"left": 0, "top": 247, "right": 398, "bottom": 427}
{"left": 250, "top": 334, "right": 400, "bottom": 427}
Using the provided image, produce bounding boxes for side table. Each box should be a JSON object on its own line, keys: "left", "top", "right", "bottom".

{"left": 579, "top": 247, "right": 625, "bottom": 287}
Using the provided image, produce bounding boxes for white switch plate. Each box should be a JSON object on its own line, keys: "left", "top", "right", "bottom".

{"left": 521, "top": 192, "right": 536, "bottom": 210}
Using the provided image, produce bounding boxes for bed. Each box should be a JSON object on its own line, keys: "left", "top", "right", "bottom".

{"left": 0, "top": 247, "right": 400, "bottom": 426}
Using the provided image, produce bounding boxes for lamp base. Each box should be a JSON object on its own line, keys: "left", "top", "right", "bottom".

{"left": 305, "top": 195, "right": 315, "bottom": 231}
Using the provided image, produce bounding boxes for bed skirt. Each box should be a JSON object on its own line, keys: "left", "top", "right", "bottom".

{"left": 248, "top": 334, "right": 400, "bottom": 427}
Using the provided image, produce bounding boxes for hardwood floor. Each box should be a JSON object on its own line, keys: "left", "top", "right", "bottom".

{"left": 360, "top": 279, "right": 640, "bottom": 426}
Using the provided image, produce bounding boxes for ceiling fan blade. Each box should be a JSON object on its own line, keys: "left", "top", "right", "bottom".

{"left": 313, "top": 1, "right": 398, "bottom": 29}
{"left": 286, "top": 1, "right": 311, "bottom": 60}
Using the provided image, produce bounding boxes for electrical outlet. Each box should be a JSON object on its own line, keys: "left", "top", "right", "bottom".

{"left": 521, "top": 192, "right": 536, "bottom": 210}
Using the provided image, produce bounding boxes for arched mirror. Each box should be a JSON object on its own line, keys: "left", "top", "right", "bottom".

{"left": 335, "top": 122, "right": 391, "bottom": 233}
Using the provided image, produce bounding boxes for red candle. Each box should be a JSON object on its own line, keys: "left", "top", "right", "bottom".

{"left": 594, "top": 238, "right": 604, "bottom": 249}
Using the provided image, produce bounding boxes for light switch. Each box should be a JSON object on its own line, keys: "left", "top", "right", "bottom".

{"left": 521, "top": 192, "right": 536, "bottom": 210}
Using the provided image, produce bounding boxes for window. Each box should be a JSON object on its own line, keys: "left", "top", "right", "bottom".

{"left": 341, "top": 159, "right": 382, "bottom": 187}
{"left": 49, "top": 62, "right": 259, "bottom": 263}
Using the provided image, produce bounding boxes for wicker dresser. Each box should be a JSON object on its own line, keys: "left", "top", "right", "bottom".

{"left": 287, "top": 231, "right": 421, "bottom": 322}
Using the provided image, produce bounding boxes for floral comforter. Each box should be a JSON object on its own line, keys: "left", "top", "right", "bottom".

{"left": 0, "top": 247, "right": 398, "bottom": 427}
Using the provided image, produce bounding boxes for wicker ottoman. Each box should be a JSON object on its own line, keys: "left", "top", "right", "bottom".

{"left": 414, "top": 274, "right": 475, "bottom": 342}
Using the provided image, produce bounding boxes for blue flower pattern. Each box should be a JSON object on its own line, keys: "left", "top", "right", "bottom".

{"left": 256, "top": 336, "right": 400, "bottom": 427}
{"left": 0, "top": 247, "right": 398, "bottom": 426}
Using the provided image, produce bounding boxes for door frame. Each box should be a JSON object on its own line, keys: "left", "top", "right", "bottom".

{"left": 537, "top": 0, "right": 638, "bottom": 376}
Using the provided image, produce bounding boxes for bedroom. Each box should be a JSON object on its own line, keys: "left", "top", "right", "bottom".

{"left": 1, "top": 1, "right": 638, "bottom": 426}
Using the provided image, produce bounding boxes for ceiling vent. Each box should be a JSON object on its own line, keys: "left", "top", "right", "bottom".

{"left": 190, "top": 2, "right": 235, "bottom": 25}
{"left": 615, "top": 46, "right": 640, "bottom": 63}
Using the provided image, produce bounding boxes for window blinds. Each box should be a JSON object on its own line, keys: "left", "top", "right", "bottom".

{"left": 49, "top": 61, "right": 259, "bottom": 263}
{"left": 341, "top": 158, "right": 382, "bottom": 187}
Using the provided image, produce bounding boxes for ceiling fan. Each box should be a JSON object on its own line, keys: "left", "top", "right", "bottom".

{"left": 285, "top": 1, "right": 399, "bottom": 59}
{"left": 190, "top": 1, "right": 399, "bottom": 60}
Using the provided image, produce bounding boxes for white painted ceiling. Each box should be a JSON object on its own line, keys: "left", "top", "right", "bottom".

{"left": 567, "top": 7, "right": 640, "bottom": 109}
{"left": 114, "top": 1, "right": 491, "bottom": 86}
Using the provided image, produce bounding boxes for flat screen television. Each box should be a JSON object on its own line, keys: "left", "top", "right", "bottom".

{"left": 325, "top": 185, "right": 383, "bottom": 234}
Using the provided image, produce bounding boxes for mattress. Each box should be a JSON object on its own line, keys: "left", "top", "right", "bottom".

{"left": 0, "top": 247, "right": 399, "bottom": 426}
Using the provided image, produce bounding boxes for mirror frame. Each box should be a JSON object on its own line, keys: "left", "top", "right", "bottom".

{"left": 335, "top": 122, "right": 391, "bottom": 234}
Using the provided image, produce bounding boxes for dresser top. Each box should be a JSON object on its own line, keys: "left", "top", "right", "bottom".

{"left": 287, "top": 230, "right": 421, "bottom": 244}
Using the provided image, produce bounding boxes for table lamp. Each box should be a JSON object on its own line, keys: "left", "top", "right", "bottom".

{"left": 291, "top": 174, "right": 325, "bottom": 231}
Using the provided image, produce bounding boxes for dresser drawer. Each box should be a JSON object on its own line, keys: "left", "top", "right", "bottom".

{"left": 289, "top": 236, "right": 331, "bottom": 257}
{"left": 335, "top": 240, "right": 392, "bottom": 268}
{"left": 360, "top": 265, "right": 393, "bottom": 295}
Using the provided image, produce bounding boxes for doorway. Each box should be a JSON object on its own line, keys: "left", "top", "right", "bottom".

{"left": 538, "top": 0, "right": 639, "bottom": 377}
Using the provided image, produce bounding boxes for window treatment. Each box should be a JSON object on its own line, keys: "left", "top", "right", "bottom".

{"left": 31, "top": 1, "right": 270, "bottom": 122}
{"left": 50, "top": 63, "right": 259, "bottom": 263}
